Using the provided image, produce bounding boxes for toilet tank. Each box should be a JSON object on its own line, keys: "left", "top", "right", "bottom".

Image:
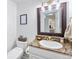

{"left": 16, "top": 40, "right": 28, "bottom": 50}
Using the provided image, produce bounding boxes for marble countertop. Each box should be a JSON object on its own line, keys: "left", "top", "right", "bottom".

{"left": 29, "top": 38, "right": 72, "bottom": 56}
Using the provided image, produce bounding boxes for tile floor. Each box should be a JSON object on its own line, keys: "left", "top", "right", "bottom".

{"left": 22, "top": 53, "right": 29, "bottom": 59}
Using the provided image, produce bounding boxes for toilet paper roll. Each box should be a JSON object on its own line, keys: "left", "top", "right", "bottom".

{"left": 25, "top": 47, "right": 29, "bottom": 55}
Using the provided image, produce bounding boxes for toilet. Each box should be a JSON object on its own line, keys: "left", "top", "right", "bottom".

{"left": 8, "top": 40, "right": 28, "bottom": 59}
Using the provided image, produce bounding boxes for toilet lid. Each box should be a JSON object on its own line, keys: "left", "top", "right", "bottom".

{"left": 8, "top": 47, "right": 23, "bottom": 59}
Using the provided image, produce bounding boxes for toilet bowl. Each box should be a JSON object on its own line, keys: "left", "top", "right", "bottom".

{"left": 8, "top": 47, "right": 23, "bottom": 59}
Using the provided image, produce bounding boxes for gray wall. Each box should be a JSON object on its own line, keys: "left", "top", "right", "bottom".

{"left": 7, "top": 0, "right": 17, "bottom": 52}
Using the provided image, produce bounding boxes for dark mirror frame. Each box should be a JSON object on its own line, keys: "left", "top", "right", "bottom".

{"left": 37, "top": 2, "right": 67, "bottom": 37}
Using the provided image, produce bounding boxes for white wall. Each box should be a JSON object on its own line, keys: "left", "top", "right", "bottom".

{"left": 7, "top": 0, "right": 17, "bottom": 52}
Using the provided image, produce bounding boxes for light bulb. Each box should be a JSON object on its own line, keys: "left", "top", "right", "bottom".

{"left": 56, "top": 3, "right": 60, "bottom": 10}
{"left": 41, "top": 6, "right": 45, "bottom": 12}
{"left": 48, "top": 5, "right": 52, "bottom": 11}
{"left": 44, "top": 3, "right": 48, "bottom": 6}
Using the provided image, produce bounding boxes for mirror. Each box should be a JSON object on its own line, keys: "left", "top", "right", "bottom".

{"left": 37, "top": 2, "right": 67, "bottom": 37}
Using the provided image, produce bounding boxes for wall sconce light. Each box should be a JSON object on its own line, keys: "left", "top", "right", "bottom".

{"left": 41, "top": 0, "right": 60, "bottom": 12}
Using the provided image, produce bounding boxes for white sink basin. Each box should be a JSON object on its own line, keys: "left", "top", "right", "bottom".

{"left": 39, "top": 40, "right": 63, "bottom": 49}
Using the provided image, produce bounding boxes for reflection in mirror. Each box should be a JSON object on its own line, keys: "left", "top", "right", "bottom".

{"left": 40, "top": 5, "right": 62, "bottom": 33}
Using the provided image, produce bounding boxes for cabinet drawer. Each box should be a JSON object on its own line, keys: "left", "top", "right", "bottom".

{"left": 29, "top": 53, "right": 45, "bottom": 59}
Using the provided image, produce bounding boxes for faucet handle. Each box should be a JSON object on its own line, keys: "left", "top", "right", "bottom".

{"left": 46, "top": 36, "right": 52, "bottom": 40}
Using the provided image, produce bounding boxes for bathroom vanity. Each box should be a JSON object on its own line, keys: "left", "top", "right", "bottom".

{"left": 29, "top": 35, "right": 72, "bottom": 59}
{"left": 29, "top": 2, "right": 71, "bottom": 59}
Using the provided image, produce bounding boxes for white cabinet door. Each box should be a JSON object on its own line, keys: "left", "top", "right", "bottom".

{"left": 29, "top": 54, "right": 45, "bottom": 59}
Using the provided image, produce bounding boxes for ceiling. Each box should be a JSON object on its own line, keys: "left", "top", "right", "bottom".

{"left": 10, "top": 0, "right": 68, "bottom": 6}
{"left": 11, "top": 0, "right": 49, "bottom": 4}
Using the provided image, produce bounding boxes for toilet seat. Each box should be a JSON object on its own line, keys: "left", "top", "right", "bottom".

{"left": 8, "top": 47, "right": 23, "bottom": 59}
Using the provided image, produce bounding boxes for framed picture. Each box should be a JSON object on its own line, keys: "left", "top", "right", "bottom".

{"left": 20, "top": 14, "right": 27, "bottom": 25}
